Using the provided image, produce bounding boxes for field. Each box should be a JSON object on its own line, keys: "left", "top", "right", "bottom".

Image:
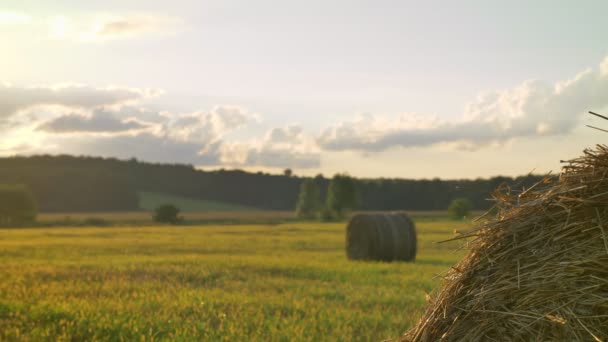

{"left": 36, "top": 210, "right": 475, "bottom": 226}
{"left": 0, "top": 217, "right": 470, "bottom": 341}
{"left": 36, "top": 211, "right": 297, "bottom": 225}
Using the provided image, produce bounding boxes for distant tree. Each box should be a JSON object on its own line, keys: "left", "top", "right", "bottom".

{"left": 448, "top": 198, "right": 473, "bottom": 220}
{"left": 326, "top": 173, "right": 360, "bottom": 219}
{"left": 0, "top": 184, "right": 37, "bottom": 225}
{"left": 153, "top": 204, "right": 182, "bottom": 224}
{"left": 283, "top": 168, "right": 293, "bottom": 177}
{"left": 295, "top": 178, "right": 322, "bottom": 219}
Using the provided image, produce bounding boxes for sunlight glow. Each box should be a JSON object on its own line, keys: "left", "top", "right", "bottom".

{"left": 0, "top": 11, "right": 31, "bottom": 24}
{"left": 49, "top": 16, "right": 70, "bottom": 39}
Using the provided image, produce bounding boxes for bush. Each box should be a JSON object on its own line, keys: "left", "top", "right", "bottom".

{"left": 153, "top": 204, "right": 182, "bottom": 224}
{"left": 318, "top": 207, "right": 336, "bottom": 222}
{"left": 0, "top": 184, "right": 37, "bottom": 225}
{"left": 448, "top": 198, "right": 473, "bottom": 220}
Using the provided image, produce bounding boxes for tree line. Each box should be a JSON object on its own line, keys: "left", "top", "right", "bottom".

{"left": 0, "top": 155, "right": 544, "bottom": 212}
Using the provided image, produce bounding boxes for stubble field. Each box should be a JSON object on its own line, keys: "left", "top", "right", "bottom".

{"left": 0, "top": 217, "right": 470, "bottom": 341}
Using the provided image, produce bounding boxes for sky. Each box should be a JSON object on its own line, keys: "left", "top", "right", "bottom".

{"left": 2, "top": 0, "right": 608, "bottom": 179}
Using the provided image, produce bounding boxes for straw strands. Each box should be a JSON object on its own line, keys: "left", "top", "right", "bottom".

{"left": 346, "top": 213, "right": 417, "bottom": 262}
{"left": 400, "top": 145, "right": 608, "bottom": 341}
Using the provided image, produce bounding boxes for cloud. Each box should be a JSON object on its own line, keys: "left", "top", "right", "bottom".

{"left": 6, "top": 55, "right": 608, "bottom": 169}
{"left": 26, "top": 105, "right": 260, "bottom": 166}
{"left": 0, "top": 83, "right": 159, "bottom": 119}
{"left": 318, "top": 56, "right": 608, "bottom": 152}
{"left": 97, "top": 15, "right": 179, "bottom": 37}
{"left": 0, "top": 83, "right": 275, "bottom": 166}
{"left": 37, "top": 108, "right": 154, "bottom": 134}
{"left": 48, "top": 14, "right": 181, "bottom": 42}
{"left": 47, "top": 133, "right": 222, "bottom": 165}
{"left": 2, "top": 92, "right": 264, "bottom": 162}
{"left": 220, "top": 125, "right": 321, "bottom": 168}
{"left": 164, "top": 105, "right": 255, "bottom": 143}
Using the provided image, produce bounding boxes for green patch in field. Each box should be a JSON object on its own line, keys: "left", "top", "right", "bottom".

{"left": 138, "top": 191, "right": 259, "bottom": 212}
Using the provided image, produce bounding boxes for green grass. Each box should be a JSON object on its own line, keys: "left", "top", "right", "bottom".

{"left": 0, "top": 219, "right": 470, "bottom": 341}
{"left": 138, "top": 192, "right": 259, "bottom": 212}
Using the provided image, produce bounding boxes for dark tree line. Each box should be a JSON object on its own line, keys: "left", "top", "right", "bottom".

{"left": 0, "top": 155, "right": 544, "bottom": 212}
{"left": 0, "top": 184, "right": 37, "bottom": 224}
{"left": 0, "top": 156, "right": 138, "bottom": 212}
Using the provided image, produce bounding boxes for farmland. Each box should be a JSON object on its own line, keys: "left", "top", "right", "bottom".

{"left": 0, "top": 216, "right": 470, "bottom": 341}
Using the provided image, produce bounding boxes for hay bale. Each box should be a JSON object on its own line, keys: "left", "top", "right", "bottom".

{"left": 346, "top": 212, "right": 416, "bottom": 262}
{"left": 400, "top": 145, "right": 608, "bottom": 341}
{"left": 398, "top": 213, "right": 417, "bottom": 262}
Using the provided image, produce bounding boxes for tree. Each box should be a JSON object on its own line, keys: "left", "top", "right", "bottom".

{"left": 283, "top": 168, "right": 293, "bottom": 177}
{"left": 326, "top": 173, "right": 359, "bottom": 219}
{"left": 153, "top": 204, "right": 182, "bottom": 224}
{"left": 0, "top": 184, "right": 37, "bottom": 225}
{"left": 295, "top": 178, "right": 322, "bottom": 219}
{"left": 448, "top": 198, "right": 473, "bottom": 220}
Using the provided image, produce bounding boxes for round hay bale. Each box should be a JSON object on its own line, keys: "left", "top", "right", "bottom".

{"left": 398, "top": 213, "right": 417, "bottom": 262}
{"left": 375, "top": 214, "right": 395, "bottom": 261}
{"left": 399, "top": 145, "right": 608, "bottom": 341}
{"left": 346, "top": 212, "right": 417, "bottom": 262}
{"left": 345, "top": 214, "right": 380, "bottom": 260}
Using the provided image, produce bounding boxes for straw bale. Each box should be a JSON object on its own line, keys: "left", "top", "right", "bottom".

{"left": 346, "top": 213, "right": 416, "bottom": 262}
{"left": 400, "top": 145, "right": 608, "bottom": 341}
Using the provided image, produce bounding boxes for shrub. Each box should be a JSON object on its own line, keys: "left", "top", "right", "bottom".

{"left": 318, "top": 207, "right": 336, "bottom": 222}
{"left": 0, "top": 184, "right": 37, "bottom": 225}
{"left": 448, "top": 198, "right": 473, "bottom": 220}
{"left": 153, "top": 204, "right": 182, "bottom": 224}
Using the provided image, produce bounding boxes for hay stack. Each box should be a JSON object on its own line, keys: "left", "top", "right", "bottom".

{"left": 400, "top": 146, "right": 608, "bottom": 341}
{"left": 346, "top": 212, "right": 417, "bottom": 262}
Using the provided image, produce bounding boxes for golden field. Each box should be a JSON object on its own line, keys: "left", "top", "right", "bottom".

{"left": 0, "top": 217, "right": 470, "bottom": 341}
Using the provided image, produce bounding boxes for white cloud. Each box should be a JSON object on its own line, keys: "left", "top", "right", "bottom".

{"left": 43, "top": 133, "right": 222, "bottom": 165}
{"left": 220, "top": 125, "right": 321, "bottom": 168}
{"left": 36, "top": 108, "right": 154, "bottom": 134}
{"left": 318, "top": 56, "right": 608, "bottom": 152}
{"left": 56, "top": 106, "right": 258, "bottom": 165}
{"left": 12, "top": 55, "right": 608, "bottom": 169}
{"left": 48, "top": 13, "right": 182, "bottom": 42}
{"left": 163, "top": 106, "right": 256, "bottom": 146}
{"left": 0, "top": 83, "right": 160, "bottom": 120}
{"left": 9, "top": 103, "right": 268, "bottom": 166}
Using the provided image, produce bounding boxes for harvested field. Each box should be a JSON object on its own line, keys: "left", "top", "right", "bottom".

{"left": 0, "top": 219, "right": 469, "bottom": 341}
{"left": 35, "top": 210, "right": 481, "bottom": 225}
{"left": 36, "top": 211, "right": 297, "bottom": 224}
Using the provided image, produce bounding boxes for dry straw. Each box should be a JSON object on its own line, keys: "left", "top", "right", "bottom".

{"left": 346, "top": 213, "right": 417, "bottom": 262}
{"left": 400, "top": 145, "right": 608, "bottom": 341}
